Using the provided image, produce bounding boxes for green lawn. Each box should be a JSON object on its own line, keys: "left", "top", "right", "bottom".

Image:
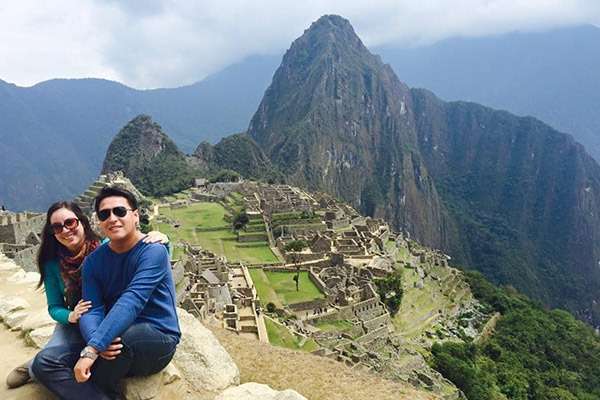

{"left": 154, "top": 202, "right": 278, "bottom": 263}
{"left": 265, "top": 317, "right": 319, "bottom": 352}
{"left": 249, "top": 269, "right": 325, "bottom": 306}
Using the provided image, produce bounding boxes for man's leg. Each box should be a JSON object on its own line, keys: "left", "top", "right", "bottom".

{"left": 31, "top": 344, "right": 110, "bottom": 400}
{"left": 92, "top": 323, "right": 177, "bottom": 398}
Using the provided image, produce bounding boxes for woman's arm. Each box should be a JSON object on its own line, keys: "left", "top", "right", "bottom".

{"left": 43, "top": 261, "right": 71, "bottom": 325}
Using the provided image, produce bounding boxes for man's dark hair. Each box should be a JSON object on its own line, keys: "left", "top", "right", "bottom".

{"left": 94, "top": 186, "right": 139, "bottom": 214}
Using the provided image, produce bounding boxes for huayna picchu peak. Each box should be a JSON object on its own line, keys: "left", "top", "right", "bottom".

{"left": 248, "top": 14, "right": 600, "bottom": 328}
{"left": 102, "top": 114, "right": 197, "bottom": 196}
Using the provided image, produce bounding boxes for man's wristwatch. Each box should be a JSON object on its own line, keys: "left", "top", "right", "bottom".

{"left": 79, "top": 346, "right": 99, "bottom": 361}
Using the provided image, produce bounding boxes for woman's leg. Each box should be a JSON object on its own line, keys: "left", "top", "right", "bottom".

{"left": 7, "top": 323, "right": 83, "bottom": 388}
{"left": 28, "top": 323, "right": 85, "bottom": 380}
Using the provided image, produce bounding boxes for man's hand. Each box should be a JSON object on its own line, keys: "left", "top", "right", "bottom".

{"left": 143, "top": 231, "right": 168, "bottom": 244}
{"left": 68, "top": 300, "right": 92, "bottom": 324}
{"left": 74, "top": 355, "right": 95, "bottom": 383}
{"left": 99, "top": 337, "right": 123, "bottom": 360}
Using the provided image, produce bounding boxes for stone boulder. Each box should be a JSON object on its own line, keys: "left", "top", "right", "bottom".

{"left": 215, "top": 383, "right": 307, "bottom": 400}
{"left": 172, "top": 308, "right": 240, "bottom": 398}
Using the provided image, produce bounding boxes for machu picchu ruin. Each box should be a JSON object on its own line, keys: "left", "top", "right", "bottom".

{"left": 144, "top": 178, "right": 492, "bottom": 398}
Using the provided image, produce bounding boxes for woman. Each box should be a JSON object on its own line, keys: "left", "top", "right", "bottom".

{"left": 6, "top": 200, "right": 167, "bottom": 388}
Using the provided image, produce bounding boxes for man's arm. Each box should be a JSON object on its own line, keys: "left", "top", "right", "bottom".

{"left": 86, "top": 244, "right": 169, "bottom": 352}
{"left": 79, "top": 257, "right": 106, "bottom": 343}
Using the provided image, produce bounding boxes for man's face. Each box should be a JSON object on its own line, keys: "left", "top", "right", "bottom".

{"left": 97, "top": 196, "right": 139, "bottom": 241}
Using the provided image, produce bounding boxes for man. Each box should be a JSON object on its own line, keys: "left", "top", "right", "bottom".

{"left": 34, "top": 186, "right": 180, "bottom": 399}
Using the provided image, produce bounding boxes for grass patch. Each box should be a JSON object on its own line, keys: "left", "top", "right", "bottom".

{"left": 249, "top": 268, "right": 282, "bottom": 308}
{"left": 250, "top": 270, "right": 325, "bottom": 306}
{"left": 155, "top": 202, "right": 278, "bottom": 264}
{"left": 265, "top": 317, "right": 319, "bottom": 352}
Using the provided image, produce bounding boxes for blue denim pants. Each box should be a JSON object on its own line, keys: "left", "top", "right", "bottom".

{"left": 27, "top": 323, "right": 86, "bottom": 381}
{"left": 31, "top": 322, "right": 178, "bottom": 400}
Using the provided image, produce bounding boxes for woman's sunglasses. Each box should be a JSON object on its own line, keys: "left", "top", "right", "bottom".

{"left": 97, "top": 206, "right": 133, "bottom": 222}
{"left": 50, "top": 218, "right": 80, "bottom": 234}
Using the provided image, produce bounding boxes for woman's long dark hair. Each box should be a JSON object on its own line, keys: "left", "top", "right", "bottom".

{"left": 37, "top": 201, "right": 100, "bottom": 288}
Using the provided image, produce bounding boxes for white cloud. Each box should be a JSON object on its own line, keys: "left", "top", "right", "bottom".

{"left": 1, "top": 0, "right": 599, "bottom": 88}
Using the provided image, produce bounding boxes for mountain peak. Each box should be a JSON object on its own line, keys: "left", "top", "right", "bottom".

{"left": 308, "top": 14, "right": 354, "bottom": 33}
{"left": 289, "top": 14, "right": 369, "bottom": 62}
{"left": 101, "top": 114, "right": 195, "bottom": 196}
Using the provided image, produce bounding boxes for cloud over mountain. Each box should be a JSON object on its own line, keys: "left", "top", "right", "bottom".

{"left": 1, "top": 1, "right": 599, "bottom": 88}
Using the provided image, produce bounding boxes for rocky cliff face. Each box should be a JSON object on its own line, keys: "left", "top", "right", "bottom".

{"left": 102, "top": 115, "right": 196, "bottom": 196}
{"left": 411, "top": 89, "right": 600, "bottom": 323}
{"left": 248, "top": 15, "right": 448, "bottom": 248}
{"left": 246, "top": 15, "right": 600, "bottom": 326}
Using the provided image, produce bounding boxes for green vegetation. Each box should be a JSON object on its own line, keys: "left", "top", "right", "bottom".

{"left": 431, "top": 271, "right": 600, "bottom": 400}
{"left": 265, "top": 317, "right": 319, "bottom": 352}
{"left": 210, "top": 169, "right": 241, "bottom": 183}
{"left": 284, "top": 240, "right": 309, "bottom": 252}
{"left": 249, "top": 269, "right": 325, "bottom": 306}
{"left": 374, "top": 269, "right": 403, "bottom": 317}
{"left": 103, "top": 115, "right": 196, "bottom": 196}
{"left": 232, "top": 211, "right": 249, "bottom": 230}
{"left": 154, "top": 202, "right": 277, "bottom": 263}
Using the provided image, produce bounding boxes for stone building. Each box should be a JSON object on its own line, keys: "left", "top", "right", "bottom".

{"left": 0, "top": 210, "right": 44, "bottom": 272}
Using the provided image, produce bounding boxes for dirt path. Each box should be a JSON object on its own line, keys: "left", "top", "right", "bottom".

{"left": 0, "top": 325, "right": 53, "bottom": 400}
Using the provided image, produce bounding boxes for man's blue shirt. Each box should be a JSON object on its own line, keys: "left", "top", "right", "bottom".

{"left": 80, "top": 240, "right": 181, "bottom": 351}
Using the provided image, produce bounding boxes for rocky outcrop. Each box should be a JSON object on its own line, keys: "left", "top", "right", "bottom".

{"left": 0, "top": 254, "right": 301, "bottom": 400}
{"left": 173, "top": 309, "right": 240, "bottom": 398}
{"left": 215, "top": 383, "right": 307, "bottom": 400}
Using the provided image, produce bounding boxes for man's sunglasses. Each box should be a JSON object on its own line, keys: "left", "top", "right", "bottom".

{"left": 97, "top": 206, "right": 134, "bottom": 222}
{"left": 50, "top": 218, "right": 80, "bottom": 234}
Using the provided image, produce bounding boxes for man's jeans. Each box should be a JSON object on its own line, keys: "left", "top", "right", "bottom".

{"left": 31, "top": 322, "right": 178, "bottom": 400}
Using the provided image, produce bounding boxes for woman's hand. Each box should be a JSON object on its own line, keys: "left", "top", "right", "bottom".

{"left": 143, "top": 230, "right": 169, "bottom": 244}
{"left": 68, "top": 300, "right": 92, "bottom": 323}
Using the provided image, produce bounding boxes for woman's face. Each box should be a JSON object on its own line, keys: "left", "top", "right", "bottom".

{"left": 50, "top": 208, "right": 85, "bottom": 253}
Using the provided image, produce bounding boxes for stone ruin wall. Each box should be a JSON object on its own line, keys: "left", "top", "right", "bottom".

{"left": 0, "top": 213, "right": 44, "bottom": 244}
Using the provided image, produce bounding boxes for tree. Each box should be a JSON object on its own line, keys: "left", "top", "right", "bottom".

{"left": 374, "top": 269, "right": 403, "bottom": 317}
{"left": 284, "top": 240, "right": 308, "bottom": 291}
{"left": 232, "top": 211, "right": 249, "bottom": 230}
{"left": 209, "top": 169, "right": 241, "bottom": 183}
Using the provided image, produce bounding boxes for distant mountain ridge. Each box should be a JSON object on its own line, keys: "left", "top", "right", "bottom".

{"left": 4, "top": 24, "right": 600, "bottom": 211}
{"left": 0, "top": 56, "right": 276, "bottom": 211}
{"left": 245, "top": 15, "right": 600, "bottom": 327}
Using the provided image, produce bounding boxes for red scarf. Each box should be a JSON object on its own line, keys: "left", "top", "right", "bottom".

{"left": 58, "top": 239, "right": 99, "bottom": 310}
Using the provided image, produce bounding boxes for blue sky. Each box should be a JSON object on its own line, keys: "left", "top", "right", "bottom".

{"left": 1, "top": 0, "right": 599, "bottom": 88}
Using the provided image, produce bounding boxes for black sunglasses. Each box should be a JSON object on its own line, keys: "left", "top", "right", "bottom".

{"left": 97, "top": 206, "right": 134, "bottom": 222}
{"left": 50, "top": 218, "right": 80, "bottom": 234}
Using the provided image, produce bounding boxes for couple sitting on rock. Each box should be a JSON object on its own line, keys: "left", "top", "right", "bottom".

{"left": 6, "top": 186, "right": 180, "bottom": 399}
